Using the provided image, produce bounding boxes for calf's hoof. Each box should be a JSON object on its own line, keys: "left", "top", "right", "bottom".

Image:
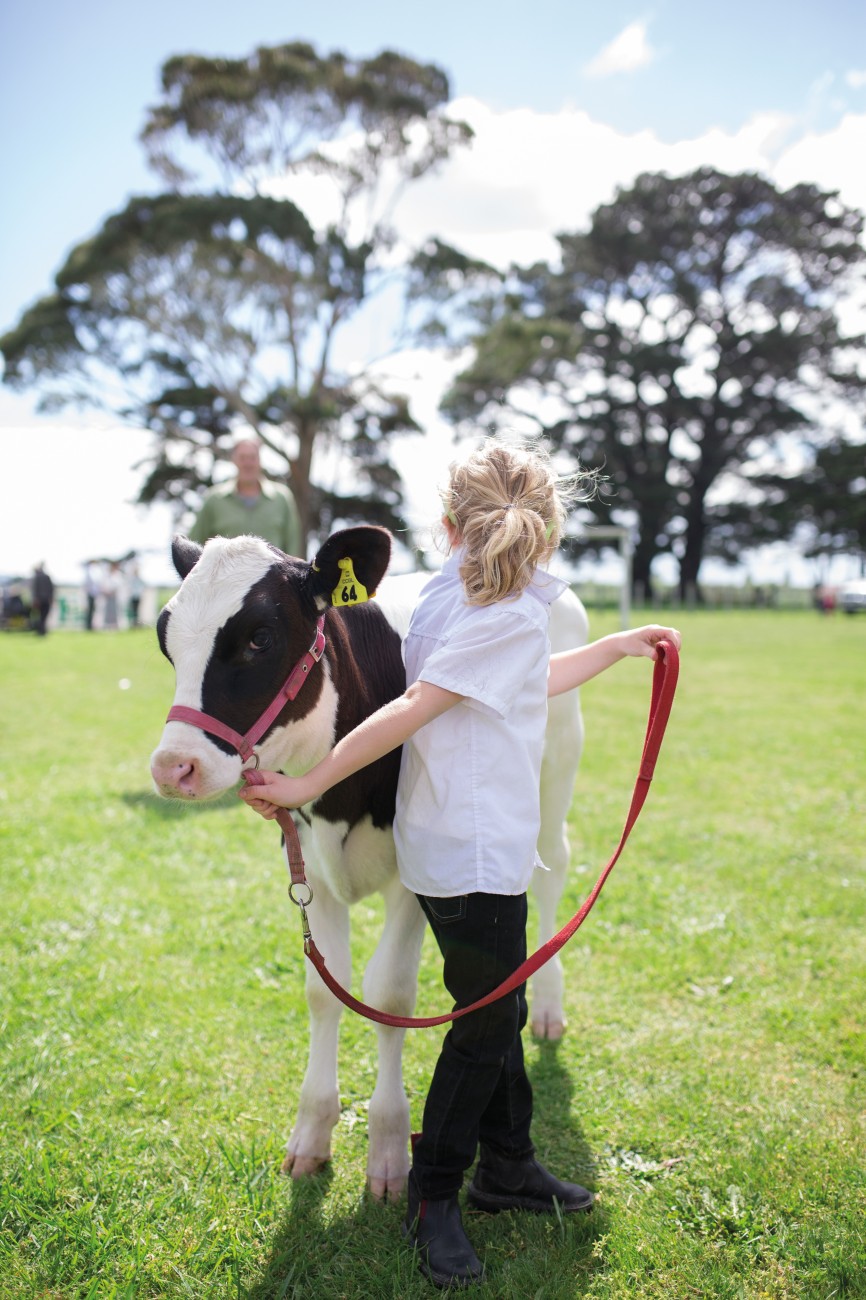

{"left": 531, "top": 1011, "right": 566, "bottom": 1040}
{"left": 367, "top": 1171, "right": 408, "bottom": 1202}
{"left": 280, "top": 1151, "right": 330, "bottom": 1178}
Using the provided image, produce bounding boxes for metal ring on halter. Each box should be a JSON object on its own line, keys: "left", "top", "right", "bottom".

{"left": 248, "top": 751, "right": 260, "bottom": 770}
{"left": 289, "top": 880, "right": 314, "bottom": 907}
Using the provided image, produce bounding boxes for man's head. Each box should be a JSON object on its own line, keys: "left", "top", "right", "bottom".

{"left": 231, "top": 438, "right": 263, "bottom": 492}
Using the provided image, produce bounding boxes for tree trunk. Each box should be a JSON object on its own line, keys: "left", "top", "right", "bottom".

{"left": 679, "top": 503, "right": 707, "bottom": 603}
{"left": 631, "top": 534, "right": 657, "bottom": 604}
{"left": 291, "top": 419, "right": 316, "bottom": 550}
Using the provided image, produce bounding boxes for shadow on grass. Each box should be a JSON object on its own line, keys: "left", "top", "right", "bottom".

{"left": 120, "top": 789, "right": 242, "bottom": 818}
{"left": 245, "top": 1166, "right": 400, "bottom": 1299}
{"left": 531, "top": 1038, "right": 598, "bottom": 1183}
{"left": 247, "top": 1044, "right": 608, "bottom": 1298}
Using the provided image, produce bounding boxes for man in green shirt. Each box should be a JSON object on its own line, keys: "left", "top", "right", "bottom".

{"left": 189, "top": 438, "right": 303, "bottom": 557}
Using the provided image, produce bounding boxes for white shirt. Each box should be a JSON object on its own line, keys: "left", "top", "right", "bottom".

{"left": 394, "top": 549, "right": 568, "bottom": 897}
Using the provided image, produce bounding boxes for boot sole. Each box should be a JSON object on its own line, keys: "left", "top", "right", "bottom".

{"left": 467, "top": 1187, "right": 594, "bottom": 1214}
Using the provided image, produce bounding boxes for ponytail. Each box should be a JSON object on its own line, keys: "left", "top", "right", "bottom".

{"left": 442, "top": 439, "right": 591, "bottom": 606}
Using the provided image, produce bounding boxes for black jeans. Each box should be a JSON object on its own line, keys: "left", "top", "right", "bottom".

{"left": 413, "top": 891, "right": 534, "bottom": 1200}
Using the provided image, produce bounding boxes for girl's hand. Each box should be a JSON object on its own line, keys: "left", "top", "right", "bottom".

{"left": 243, "top": 796, "right": 282, "bottom": 821}
{"left": 618, "top": 624, "right": 682, "bottom": 660}
{"left": 238, "top": 769, "right": 311, "bottom": 816}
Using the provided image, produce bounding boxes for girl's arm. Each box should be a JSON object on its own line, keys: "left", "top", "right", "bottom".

{"left": 238, "top": 679, "right": 463, "bottom": 817}
{"left": 548, "top": 624, "right": 681, "bottom": 697}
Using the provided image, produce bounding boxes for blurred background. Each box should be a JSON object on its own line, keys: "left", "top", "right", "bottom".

{"left": 2, "top": 0, "right": 865, "bottom": 626}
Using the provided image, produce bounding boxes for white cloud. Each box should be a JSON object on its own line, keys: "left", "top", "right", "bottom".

{"left": 583, "top": 21, "right": 656, "bottom": 78}
{"left": 255, "top": 95, "right": 866, "bottom": 277}
{"left": 845, "top": 69, "right": 866, "bottom": 89}
{"left": 393, "top": 97, "right": 826, "bottom": 270}
{"left": 773, "top": 111, "right": 866, "bottom": 217}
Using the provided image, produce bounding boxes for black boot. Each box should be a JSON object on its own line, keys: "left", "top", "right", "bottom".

{"left": 403, "top": 1170, "right": 484, "bottom": 1288}
{"left": 467, "top": 1145, "right": 593, "bottom": 1214}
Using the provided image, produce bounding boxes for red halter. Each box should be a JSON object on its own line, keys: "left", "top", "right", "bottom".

{"left": 166, "top": 615, "right": 327, "bottom": 764}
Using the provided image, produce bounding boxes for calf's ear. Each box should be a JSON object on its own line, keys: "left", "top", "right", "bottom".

{"left": 172, "top": 536, "right": 204, "bottom": 580}
{"left": 308, "top": 526, "right": 392, "bottom": 610}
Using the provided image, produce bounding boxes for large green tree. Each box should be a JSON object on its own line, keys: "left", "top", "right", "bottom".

{"left": 438, "top": 168, "right": 866, "bottom": 598}
{"left": 711, "top": 437, "right": 866, "bottom": 571}
{"left": 1, "top": 43, "right": 472, "bottom": 549}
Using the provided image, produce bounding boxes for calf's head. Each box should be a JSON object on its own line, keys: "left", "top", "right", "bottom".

{"left": 150, "top": 526, "right": 392, "bottom": 800}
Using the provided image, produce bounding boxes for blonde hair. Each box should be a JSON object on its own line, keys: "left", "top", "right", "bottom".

{"left": 442, "top": 438, "right": 591, "bottom": 606}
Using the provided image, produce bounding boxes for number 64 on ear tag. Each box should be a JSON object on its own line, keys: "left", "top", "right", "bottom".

{"left": 332, "top": 557, "right": 369, "bottom": 606}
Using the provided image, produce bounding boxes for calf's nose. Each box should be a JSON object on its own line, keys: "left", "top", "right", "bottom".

{"left": 151, "top": 754, "right": 200, "bottom": 797}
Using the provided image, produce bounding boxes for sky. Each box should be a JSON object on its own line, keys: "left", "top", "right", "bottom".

{"left": 2, "top": 0, "right": 866, "bottom": 588}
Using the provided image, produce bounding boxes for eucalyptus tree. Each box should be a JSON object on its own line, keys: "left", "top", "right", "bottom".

{"left": 1, "top": 43, "right": 472, "bottom": 547}
{"left": 438, "top": 168, "right": 866, "bottom": 598}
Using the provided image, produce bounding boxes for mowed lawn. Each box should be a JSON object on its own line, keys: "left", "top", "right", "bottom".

{"left": 0, "top": 608, "right": 863, "bottom": 1299}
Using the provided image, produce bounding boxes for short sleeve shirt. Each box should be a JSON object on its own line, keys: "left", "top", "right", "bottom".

{"left": 394, "top": 550, "right": 568, "bottom": 897}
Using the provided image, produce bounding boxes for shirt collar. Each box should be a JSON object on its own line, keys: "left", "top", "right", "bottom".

{"left": 233, "top": 479, "right": 276, "bottom": 501}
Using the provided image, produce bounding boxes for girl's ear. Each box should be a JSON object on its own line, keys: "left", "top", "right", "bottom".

{"left": 306, "top": 526, "right": 393, "bottom": 610}
{"left": 442, "top": 515, "right": 460, "bottom": 548}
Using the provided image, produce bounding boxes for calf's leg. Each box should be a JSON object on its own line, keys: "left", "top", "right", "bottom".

{"left": 361, "top": 877, "right": 427, "bottom": 1200}
{"left": 531, "top": 688, "right": 584, "bottom": 1040}
{"left": 282, "top": 877, "right": 349, "bottom": 1177}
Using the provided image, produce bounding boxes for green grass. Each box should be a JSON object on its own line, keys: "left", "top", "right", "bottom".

{"left": 1, "top": 611, "right": 864, "bottom": 1298}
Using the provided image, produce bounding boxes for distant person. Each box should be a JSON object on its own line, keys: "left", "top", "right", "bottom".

{"left": 102, "top": 562, "right": 122, "bottom": 629}
{"left": 188, "top": 436, "right": 303, "bottom": 556}
{"left": 31, "top": 562, "right": 55, "bottom": 636}
{"left": 814, "top": 582, "right": 836, "bottom": 614}
{"left": 126, "top": 562, "right": 144, "bottom": 627}
{"left": 83, "top": 562, "right": 101, "bottom": 630}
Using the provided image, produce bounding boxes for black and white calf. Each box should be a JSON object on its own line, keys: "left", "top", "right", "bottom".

{"left": 150, "top": 526, "right": 587, "bottom": 1199}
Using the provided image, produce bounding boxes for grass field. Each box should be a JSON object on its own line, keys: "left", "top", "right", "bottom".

{"left": 1, "top": 609, "right": 864, "bottom": 1299}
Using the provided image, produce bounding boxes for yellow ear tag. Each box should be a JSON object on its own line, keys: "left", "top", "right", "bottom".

{"left": 332, "top": 557, "right": 368, "bottom": 606}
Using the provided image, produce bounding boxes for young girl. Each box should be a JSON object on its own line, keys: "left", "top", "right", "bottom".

{"left": 240, "top": 440, "right": 681, "bottom": 1288}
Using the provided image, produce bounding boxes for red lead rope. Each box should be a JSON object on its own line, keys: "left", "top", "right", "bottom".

{"left": 243, "top": 639, "right": 680, "bottom": 1029}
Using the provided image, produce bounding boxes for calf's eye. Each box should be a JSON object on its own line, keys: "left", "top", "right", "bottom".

{"left": 249, "top": 628, "right": 273, "bottom": 652}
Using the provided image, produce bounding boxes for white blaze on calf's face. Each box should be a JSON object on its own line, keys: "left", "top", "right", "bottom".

{"left": 151, "top": 537, "right": 276, "bottom": 799}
